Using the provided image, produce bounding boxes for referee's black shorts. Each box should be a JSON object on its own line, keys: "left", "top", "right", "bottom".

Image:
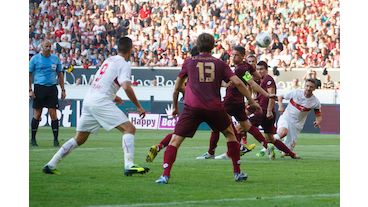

{"left": 32, "top": 84, "right": 59, "bottom": 109}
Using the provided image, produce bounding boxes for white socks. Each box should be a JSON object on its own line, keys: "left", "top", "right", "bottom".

{"left": 122, "top": 133, "right": 135, "bottom": 169}
{"left": 274, "top": 134, "right": 281, "bottom": 140}
{"left": 47, "top": 138, "right": 78, "bottom": 169}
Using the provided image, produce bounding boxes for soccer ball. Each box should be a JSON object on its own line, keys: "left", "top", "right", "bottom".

{"left": 256, "top": 32, "right": 271, "bottom": 48}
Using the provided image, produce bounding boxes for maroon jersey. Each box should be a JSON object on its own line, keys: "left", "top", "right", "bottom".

{"left": 256, "top": 74, "right": 276, "bottom": 111}
{"left": 223, "top": 62, "right": 255, "bottom": 104}
{"left": 178, "top": 53, "right": 234, "bottom": 110}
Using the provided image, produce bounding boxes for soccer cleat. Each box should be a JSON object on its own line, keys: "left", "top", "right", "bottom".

{"left": 196, "top": 152, "right": 215, "bottom": 160}
{"left": 155, "top": 175, "right": 169, "bottom": 184}
{"left": 146, "top": 144, "right": 159, "bottom": 162}
{"left": 42, "top": 165, "right": 60, "bottom": 175}
{"left": 214, "top": 153, "right": 230, "bottom": 160}
{"left": 266, "top": 144, "right": 276, "bottom": 160}
{"left": 124, "top": 165, "right": 150, "bottom": 176}
{"left": 234, "top": 171, "right": 248, "bottom": 182}
{"left": 290, "top": 153, "right": 301, "bottom": 159}
{"left": 281, "top": 152, "right": 301, "bottom": 159}
{"left": 53, "top": 140, "right": 60, "bottom": 147}
{"left": 240, "top": 143, "right": 256, "bottom": 156}
{"left": 256, "top": 150, "right": 265, "bottom": 157}
{"left": 30, "top": 139, "right": 38, "bottom": 147}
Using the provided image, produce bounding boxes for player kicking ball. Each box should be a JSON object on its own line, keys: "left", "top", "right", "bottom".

{"left": 256, "top": 79, "right": 322, "bottom": 159}
{"left": 42, "top": 37, "right": 149, "bottom": 176}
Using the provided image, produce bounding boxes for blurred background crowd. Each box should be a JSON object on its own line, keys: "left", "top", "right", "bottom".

{"left": 29, "top": 0, "right": 340, "bottom": 71}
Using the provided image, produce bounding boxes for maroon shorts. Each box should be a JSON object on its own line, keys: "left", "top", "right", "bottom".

{"left": 174, "top": 105, "right": 231, "bottom": 138}
{"left": 248, "top": 111, "right": 276, "bottom": 134}
{"left": 224, "top": 102, "right": 248, "bottom": 122}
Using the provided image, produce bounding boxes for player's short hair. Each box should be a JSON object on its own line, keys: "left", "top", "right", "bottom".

{"left": 118, "top": 37, "right": 133, "bottom": 54}
{"left": 257, "top": 60, "right": 268, "bottom": 69}
{"left": 196, "top": 33, "right": 215, "bottom": 52}
{"left": 233, "top": 46, "right": 246, "bottom": 55}
{"left": 190, "top": 46, "right": 199, "bottom": 56}
{"left": 305, "top": 78, "right": 317, "bottom": 86}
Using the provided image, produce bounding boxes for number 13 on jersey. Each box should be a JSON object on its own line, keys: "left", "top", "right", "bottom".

{"left": 196, "top": 62, "right": 215, "bottom": 82}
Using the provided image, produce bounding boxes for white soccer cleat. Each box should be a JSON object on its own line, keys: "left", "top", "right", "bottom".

{"left": 196, "top": 152, "right": 215, "bottom": 159}
{"left": 266, "top": 144, "right": 276, "bottom": 160}
{"left": 215, "top": 153, "right": 230, "bottom": 160}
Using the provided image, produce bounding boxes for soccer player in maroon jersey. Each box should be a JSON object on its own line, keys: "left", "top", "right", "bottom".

{"left": 145, "top": 47, "right": 198, "bottom": 163}
{"left": 155, "top": 33, "right": 260, "bottom": 184}
{"left": 249, "top": 61, "right": 300, "bottom": 159}
{"left": 196, "top": 46, "right": 276, "bottom": 160}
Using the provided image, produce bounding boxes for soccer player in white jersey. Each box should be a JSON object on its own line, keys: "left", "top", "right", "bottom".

{"left": 275, "top": 78, "right": 323, "bottom": 155}
{"left": 43, "top": 37, "right": 149, "bottom": 176}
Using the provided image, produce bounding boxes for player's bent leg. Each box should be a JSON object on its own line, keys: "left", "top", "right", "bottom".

{"left": 147, "top": 133, "right": 174, "bottom": 162}
{"left": 222, "top": 125, "right": 246, "bottom": 182}
{"left": 146, "top": 144, "right": 159, "bottom": 162}
{"left": 43, "top": 132, "right": 88, "bottom": 175}
{"left": 264, "top": 134, "right": 276, "bottom": 160}
{"left": 155, "top": 134, "right": 185, "bottom": 184}
{"left": 197, "top": 131, "right": 218, "bottom": 159}
{"left": 276, "top": 127, "right": 288, "bottom": 140}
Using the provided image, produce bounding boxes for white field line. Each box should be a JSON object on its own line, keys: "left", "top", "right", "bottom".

{"left": 30, "top": 147, "right": 106, "bottom": 151}
{"left": 87, "top": 193, "right": 339, "bottom": 207}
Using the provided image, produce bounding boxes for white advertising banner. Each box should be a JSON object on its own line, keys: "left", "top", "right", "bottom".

{"left": 128, "top": 113, "right": 160, "bottom": 129}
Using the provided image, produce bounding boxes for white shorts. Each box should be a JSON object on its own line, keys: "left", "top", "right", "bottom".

{"left": 77, "top": 102, "right": 129, "bottom": 133}
{"left": 277, "top": 115, "right": 302, "bottom": 150}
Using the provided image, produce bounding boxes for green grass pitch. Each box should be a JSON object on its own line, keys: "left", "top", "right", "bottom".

{"left": 30, "top": 127, "right": 339, "bottom": 207}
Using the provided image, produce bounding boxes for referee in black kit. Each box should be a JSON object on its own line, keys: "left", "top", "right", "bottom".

{"left": 29, "top": 40, "right": 66, "bottom": 147}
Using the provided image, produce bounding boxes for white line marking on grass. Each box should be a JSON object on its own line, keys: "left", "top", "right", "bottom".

{"left": 30, "top": 147, "right": 106, "bottom": 152}
{"left": 87, "top": 193, "right": 339, "bottom": 207}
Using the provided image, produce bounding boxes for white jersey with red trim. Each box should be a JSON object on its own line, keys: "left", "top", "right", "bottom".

{"left": 83, "top": 55, "right": 131, "bottom": 105}
{"left": 281, "top": 89, "right": 321, "bottom": 129}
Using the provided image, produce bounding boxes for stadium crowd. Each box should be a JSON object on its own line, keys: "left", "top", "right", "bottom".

{"left": 29, "top": 0, "right": 340, "bottom": 71}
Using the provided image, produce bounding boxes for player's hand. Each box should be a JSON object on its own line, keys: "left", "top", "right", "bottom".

{"left": 268, "top": 93, "right": 277, "bottom": 99}
{"left": 138, "top": 107, "right": 146, "bottom": 119}
{"left": 113, "top": 96, "right": 124, "bottom": 105}
{"left": 29, "top": 90, "right": 36, "bottom": 99}
{"left": 266, "top": 111, "right": 274, "bottom": 119}
{"left": 278, "top": 107, "right": 285, "bottom": 115}
{"left": 61, "top": 90, "right": 66, "bottom": 100}
{"left": 249, "top": 102, "right": 262, "bottom": 113}
{"left": 172, "top": 107, "right": 179, "bottom": 117}
{"left": 226, "top": 81, "right": 234, "bottom": 88}
{"left": 313, "top": 120, "right": 321, "bottom": 128}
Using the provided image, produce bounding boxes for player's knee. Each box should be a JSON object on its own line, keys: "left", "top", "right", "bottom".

{"left": 277, "top": 128, "right": 288, "bottom": 138}
{"left": 125, "top": 124, "right": 136, "bottom": 134}
{"left": 169, "top": 134, "right": 184, "bottom": 147}
{"left": 222, "top": 127, "right": 237, "bottom": 142}
{"left": 33, "top": 109, "right": 42, "bottom": 120}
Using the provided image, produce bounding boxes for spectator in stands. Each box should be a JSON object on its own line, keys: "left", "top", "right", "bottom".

{"left": 289, "top": 78, "right": 301, "bottom": 90}
{"left": 322, "top": 68, "right": 335, "bottom": 89}
{"left": 28, "top": 0, "right": 340, "bottom": 73}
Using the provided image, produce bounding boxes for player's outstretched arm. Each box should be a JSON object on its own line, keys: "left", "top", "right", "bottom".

{"left": 248, "top": 79, "right": 272, "bottom": 98}
{"left": 122, "top": 81, "right": 145, "bottom": 118}
{"left": 230, "top": 75, "right": 261, "bottom": 111}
